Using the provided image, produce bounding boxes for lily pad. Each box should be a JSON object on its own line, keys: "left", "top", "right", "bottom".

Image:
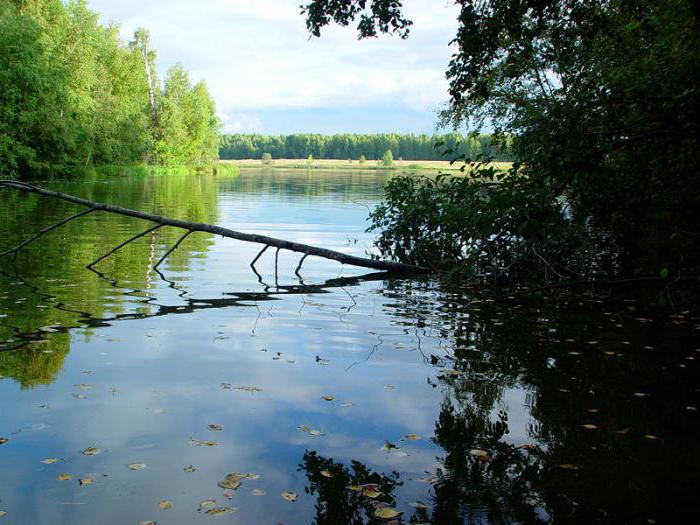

{"left": 184, "top": 465, "right": 197, "bottom": 473}
{"left": 159, "top": 500, "right": 173, "bottom": 510}
{"left": 0, "top": 438, "right": 8, "bottom": 445}
{"left": 79, "top": 477, "right": 94, "bottom": 485}
{"left": 41, "top": 457, "right": 63, "bottom": 464}
{"left": 57, "top": 474, "right": 72, "bottom": 481}
{"left": 80, "top": 447, "right": 101, "bottom": 456}
{"left": 322, "top": 395, "right": 334, "bottom": 401}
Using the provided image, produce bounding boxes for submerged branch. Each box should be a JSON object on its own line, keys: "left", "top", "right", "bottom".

{"left": 0, "top": 208, "right": 97, "bottom": 260}
{"left": 0, "top": 180, "right": 428, "bottom": 274}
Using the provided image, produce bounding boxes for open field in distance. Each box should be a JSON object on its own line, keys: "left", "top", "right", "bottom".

{"left": 222, "top": 158, "right": 513, "bottom": 172}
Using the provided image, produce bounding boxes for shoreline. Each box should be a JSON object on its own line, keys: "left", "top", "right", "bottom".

{"left": 221, "top": 158, "right": 512, "bottom": 172}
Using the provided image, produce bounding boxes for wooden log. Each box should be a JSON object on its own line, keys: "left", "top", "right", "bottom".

{"left": 0, "top": 180, "right": 428, "bottom": 274}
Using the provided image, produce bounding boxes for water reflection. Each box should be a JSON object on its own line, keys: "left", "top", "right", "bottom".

{"left": 0, "top": 170, "right": 698, "bottom": 524}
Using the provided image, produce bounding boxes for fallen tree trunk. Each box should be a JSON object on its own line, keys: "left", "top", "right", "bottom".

{"left": 0, "top": 180, "right": 428, "bottom": 274}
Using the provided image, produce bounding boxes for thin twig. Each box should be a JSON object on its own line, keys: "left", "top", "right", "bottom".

{"left": 154, "top": 230, "right": 194, "bottom": 270}
{"left": 87, "top": 224, "right": 162, "bottom": 269}
{"left": 295, "top": 253, "right": 309, "bottom": 279}
{"left": 1, "top": 208, "right": 97, "bottom": 260}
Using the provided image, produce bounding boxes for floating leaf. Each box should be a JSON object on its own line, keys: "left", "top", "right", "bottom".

{"left": 363, "top": 489, "right": 382, "bottom": 499}
{"left": 322, "top": 395, "right": 334, "bottom": 401}
{"left": 557, "top": 464, "right": 580, "bottom": 470}
{"left": 79, "top": 477, "right": 94, "bottom": 485}
{"left": 159, "top": 500, "right": 173, "bottom": 510}
{"left": 409, "top": 501, "right": 429, "bottom": 509}
{"left": 188, "top": 438, "right": 219, "bottom": 447}
{"left": 183, "top": 465, "right": 196, "bottom": 473}
{"left": 615, "top": 427, "right": 631, "bottom": 435}
{"left": 128, "top": 463, "right": 147, "bottom": 471}
{"left": 297, "top": 425, "right": 325, "bottom": 436}
{"left": 245, "top": 473, "right": 260, "bottom": 480}
{"left": 236, "top": 386, "right": 262, "bottom": 393}
{"left": 0, "top": 511, "right": 6, "bottom": 517}
{"left": 208, "top": 424, "right": 223, "bottom": 431}
{"left": 251, "top": 489, "right": 266, "bottom": 496}
{"left": 139, "top": 521, "right": 156, "bottom": 525}
{"left": 281, "top": 491, "right": 298, "bottom": 502}
{"left": 0, "top": 438, "right": 7, "bottom": 445}
{"left": 418, "top": 475, "right": 438, "bottom": 484}
{"left": 41, "top": 457, "right": 63, "bottom": 464}
{"left": 198, "top": 500, "right": 217, "bottom": 511}
{"left": 57, "top": 474, "right": 72, "bottom": 481}
{"left": 582, "top": 424, "right": 598, "bottom": 430}
{"left": 374, "top": 507, "right": 402, "bottom": 519}
{"left": 381, "top": 441, "right": 398, "bottom": 451}
{"left": 217, "top": 478, "right": 241, "bottom": 490}
{"left": 645, "top": 434, "right": 658, "bottom": 441}
{"left": 470, "top": 449, "right": 490, "bottom": 460}
{"left": 80, "top": 447, "right": 101, "bottom": 456}
{"left": 205, "top": 507, "right": 236, "bottom": 516}
{"left": 405, "top": 434, "right": 421, "bottom": 441}
{"left": 320, "top": 470, "right": 334, "bottom": 478}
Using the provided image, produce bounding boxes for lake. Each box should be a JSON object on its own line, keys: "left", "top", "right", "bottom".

{"left": 0, "top": 169, "right": 698, "bottom": 524}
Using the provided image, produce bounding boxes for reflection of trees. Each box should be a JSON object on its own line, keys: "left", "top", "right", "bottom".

{"left": 0, "top": 335, "right": 70, "bottom": 389}
{"left": 299, "top": 450, "right": 402, "bottom": 525}
{"left": 383, "top": 280, "right": 700, "bottom": 524}
{"left": 0, "top": 173, "right": 221, "bottom": 387}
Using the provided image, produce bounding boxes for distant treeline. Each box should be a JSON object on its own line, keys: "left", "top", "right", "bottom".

{"left": 1, "top": 0, "right": 220, "bottom": 178}
{"left": 219, "top": 133, "right": 515, "bottom": 162}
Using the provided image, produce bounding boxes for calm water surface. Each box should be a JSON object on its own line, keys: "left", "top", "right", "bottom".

{"left": 0, "top": 170, "right": 698, "bottom": 524}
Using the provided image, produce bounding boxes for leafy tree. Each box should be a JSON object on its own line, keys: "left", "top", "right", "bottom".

{"left": 303, "top": 0, "right": 700, "bottom": 282}
{"left": 382, "top": 149, "right": 393, "bottom": 166}
{"left": 261, "top": 152, "right": 272, "bottom": 165}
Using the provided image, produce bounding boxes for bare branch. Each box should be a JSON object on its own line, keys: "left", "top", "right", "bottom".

{"left": 1, "top": 181, "right": 428, "bottom": 273}
{"left": 295, "top": 253, "right": 310, "bottom": 279}
{"left": 87, "top": 224, "right": 162, "bottom": 269}
{"left": 154, "top": 230, "right": 194, "bottom": 270}
{"left": 1, "top": 208, "right": 97, "bottom": 260}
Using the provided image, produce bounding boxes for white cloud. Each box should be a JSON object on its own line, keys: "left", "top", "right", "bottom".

{"left": 89, "top": 0, "right": 460, "bottom": 128}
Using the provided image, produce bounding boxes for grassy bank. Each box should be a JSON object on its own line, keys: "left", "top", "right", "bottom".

{"left": 223, "top": 158, "right": 512, "bottom": 172}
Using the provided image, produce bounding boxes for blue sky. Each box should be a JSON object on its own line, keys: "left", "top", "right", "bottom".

{"left": 89, "top": 0, "right": 460, "bottom": 134}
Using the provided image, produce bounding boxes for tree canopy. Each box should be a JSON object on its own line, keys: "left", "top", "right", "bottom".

{"left": 0, "top": 0, "right": 220, "bottom": 178}
{"left": 303, "top": 0, "right": 700, "bottom": 283}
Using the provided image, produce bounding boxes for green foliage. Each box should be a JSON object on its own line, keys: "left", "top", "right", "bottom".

{"left": 261, "top": 152, "right": 272, "bottom": 165}
{"left": 219, "top": 133, "right": 512, "bottom": 161}
{"left": 358, "top": 154, "right": 366, "bottom": 164}
{"left": 306, "top": 0, "right": 700, "bottom": 282}
{"left": 306, "top": 154, "right": 314, "bottom": 168}
{"left": 154, "top": 65, "right": 220, "bottom": 167}
{"left": 381, "top": 149, "right": 393, "bottom": 166}
{"left": 0, "top": 1, "right": 220, "bottom": 178}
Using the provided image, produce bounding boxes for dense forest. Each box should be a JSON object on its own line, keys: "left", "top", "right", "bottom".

{"left": 219, "top": 133, "right": 514, "bottom": 161}
{"left": 0, "top": 0, "right": 220, "bottom": 178}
